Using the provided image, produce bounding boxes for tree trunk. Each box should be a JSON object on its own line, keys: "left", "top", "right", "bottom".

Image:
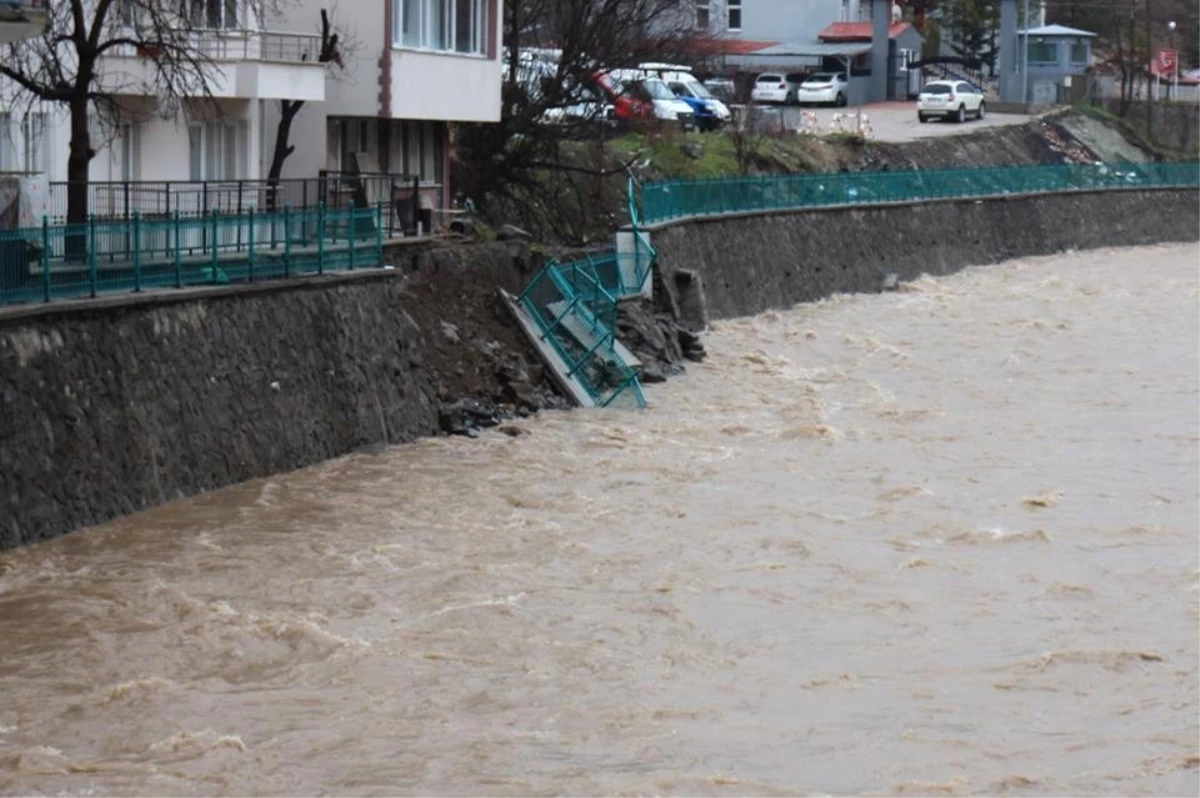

{"left": 66, "top": 93, "right": 92, "bottom": 226}
{"left": 65, "top": 90, "right": 93, "bottom": 260}
{"left": 266, "top": 99, "right": 303, "bottom": 211}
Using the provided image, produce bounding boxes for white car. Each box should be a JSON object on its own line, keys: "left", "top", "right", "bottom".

{"left": 797, "top": 72, "right": 849, "bottom": 107}
{"left": 750, "top": 73, "right": 804, "bottom": 104}
{"left": 637, "top": 63, "right": 733, "bottom": 130}
{"left": 917, "top": 80, "right": 986, "bottom": 123}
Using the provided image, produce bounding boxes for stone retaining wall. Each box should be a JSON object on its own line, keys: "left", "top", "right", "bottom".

{"left": 649, "top": 189, "right": 1199, "bottom": 320}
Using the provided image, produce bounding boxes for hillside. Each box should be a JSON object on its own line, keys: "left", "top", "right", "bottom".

{"left": 468, "top": 109, "right": 1172, "bottom": 245}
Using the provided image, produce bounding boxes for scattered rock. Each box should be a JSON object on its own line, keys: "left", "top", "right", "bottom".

{"left": 881, "top": 272, "right": 899, "bottom": 291}
{"left": 639, "top": 362, "right": 667, "bottom": 384}
{"left": 677, "top": 327, "right": 702, "bottom": 349}
{"left": 504, "top": 379, "right": 540, "bottom": 410}
{"left": 438, "top": 398, "right": 503, "bottom": 435}
{"left": 440, "top": 321, "right": 461, "bottom": 343}
{"left": 681, "top": 142, "right": 704, "bottom": 160}
{"left": 497, "top": 426, "right": 526, "bottom": 437}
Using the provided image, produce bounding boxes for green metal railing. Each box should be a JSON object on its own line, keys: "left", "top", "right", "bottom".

{"left": 518, "top": 257, "right": 645, "bottom": 410}
{"left": 638, "top": 161, "right": 1200, "bottom": 224}
{"left": 0, "top": 203, "right": 385, "bottom": 306}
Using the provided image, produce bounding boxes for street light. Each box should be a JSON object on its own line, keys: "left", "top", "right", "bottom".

{"left": 1167, "top": 20, "right": 1178, "bottom": 100}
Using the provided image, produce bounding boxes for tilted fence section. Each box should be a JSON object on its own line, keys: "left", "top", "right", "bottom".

{"left": 638, "top": 161, "right": 1200, "bottom": 224}
{"left": 516, "top": 257, "right": 646, "bottom": 410}
{"left": 0, "top": 204, "right": 384, "bottom": 306}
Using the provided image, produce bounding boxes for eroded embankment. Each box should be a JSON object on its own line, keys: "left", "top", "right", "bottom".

{"left": 649, "top": 189, "right": 1200, "bottom": 321}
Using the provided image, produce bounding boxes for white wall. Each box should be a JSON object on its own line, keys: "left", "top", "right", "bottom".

{"left": 292, "top": 0, "right": 385, "bottom": 118}
{"left": 390, "top": 50, "right": 502, "bottom": 122}
{"left": 294, "top": 0, "right": 503, "bottom": 122}
{"left": 261, "top": 98, "right": 328, "bottom": 178}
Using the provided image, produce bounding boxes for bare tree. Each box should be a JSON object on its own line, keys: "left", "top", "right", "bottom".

{"left": 265, "top": 7, "right": 346, "bottom": 206}
{"left": 0, "top": 0, "right": 292, "bottom": 226}
{"left": 456, "top": 0, "right": 709, "bottom": 241}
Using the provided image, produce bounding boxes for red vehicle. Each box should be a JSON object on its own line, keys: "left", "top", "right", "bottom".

{"left": 591, "top": 70, "right": 696, "bottom": 130}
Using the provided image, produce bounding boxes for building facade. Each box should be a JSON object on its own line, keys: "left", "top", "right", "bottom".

{"left": 1, "top": 0, "right": 503, "bottom": 226}
{"left": 1, "top": 1, "right": 328, "bottom": 186}
{"left": 284, "top": 0, "right": 503, "bottom": 217}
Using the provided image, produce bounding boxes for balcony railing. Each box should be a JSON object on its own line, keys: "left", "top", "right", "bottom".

{"left": 45, "top": 172, "right": 444, "bottom": 238}
{"left": 195, "top": 30, "right": 325, "bottom": 63}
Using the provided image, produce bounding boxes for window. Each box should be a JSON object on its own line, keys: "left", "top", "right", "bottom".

{"left": 695, "top": 1, "right": 709, "bottom": 30}
{"left": 0, "top": 113, "right": 12, "bottom": 171}
{"left": 1026, "top": 39, "right": 1058, "bottom": 64}
{"left": 118, "top": 123, "right": 139, "bottom": 181}
{"left": 181, "top": 0, "right": 239, "bottom": 30}
{"left": 455, "top": 0, "right": 485, "bottom": 53}
{"left": 395, "top": 0, "right": 487, "bottom": 54}
{"left": 1069, "top": 40, "right": 1088, "bottom": 64}
{"left": 188, "top": 121, "right": 245, "bottom": 181}
{"left": 727, "top": 0, "right": 741, "bottom": 31}
{"left": 22, "top": 113, "right": 46, "bottom": 173}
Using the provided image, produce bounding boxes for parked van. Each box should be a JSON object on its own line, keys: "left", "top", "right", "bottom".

{"left": 638, "top": 63, "right": 733, "bottom": 130}
{"left": 597, "top": 69, "right": 697, "bottom": 131}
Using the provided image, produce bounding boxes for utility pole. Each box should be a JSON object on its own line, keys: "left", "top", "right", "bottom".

{"left": 1144, "top": 0, "right": 1153, "bottom": 142}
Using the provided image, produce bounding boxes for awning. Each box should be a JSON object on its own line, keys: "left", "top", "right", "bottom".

{"left": 724, "top": 41, "right": 870, "bottom": 69}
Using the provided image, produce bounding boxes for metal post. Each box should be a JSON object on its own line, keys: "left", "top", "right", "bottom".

{"left": 132, "top": 212, "right": 142, "bottom": 292}
{"left": 411, "top": 176, "right": 419, "bottom": 236}
{"left": 236, "top": 179, "right": 243, "bottom": 249}
{"left": 347, "top": 202, "right": 356, "bottom": 270}
{"left": 210, "top": 213, "right": 219, "bottom": 284}
{"left": 317, "top": 202, "right": 326, "bottom": 274}
{"left": 202, "top": 182, "right": 209, "bottom": 251}
{"left": 248, "top": 207, "right": 256, "bottom": 282}
{"left": 88, "top": 216, "right": 97, "bottom": 297}
{"left": 284, "top": 205, "right": 292, "bottom": 277}
{"left": 375, "top": 201, "right": 383, "bottom": 264}
{"left": 41, "top": 217, "right": 50, "bottom": 302}
{"left": 123, "top": 181, "right": 131, "bottom": 259}
{"left": 174, "top": 210, "right": 182, "bottom": 287}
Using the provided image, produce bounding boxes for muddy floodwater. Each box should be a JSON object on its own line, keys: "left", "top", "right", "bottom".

{"left": 0, "top": 244, "right": 1197, "bottom": 796}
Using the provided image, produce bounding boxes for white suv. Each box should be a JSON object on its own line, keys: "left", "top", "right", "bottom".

{"left": 917, "top": 80, "right": 985, "bottom": 123}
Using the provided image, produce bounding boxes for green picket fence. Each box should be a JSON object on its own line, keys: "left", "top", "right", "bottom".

{"left": 0, "top": 203, "right": 385, "bottom": 306}
{"left": 638, "top": 161, "right": 1200, "bottom": 224}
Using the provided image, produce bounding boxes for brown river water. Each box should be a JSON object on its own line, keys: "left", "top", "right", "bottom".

{"left": 1, "top": 244, "right": 1197, "bottom": 797}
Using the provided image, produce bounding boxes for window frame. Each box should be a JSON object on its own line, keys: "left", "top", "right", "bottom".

{"left": 1026, "top": 39, "right": 1059, "bottom": 65}
{"left": 23, "top": 113, "right": 47, "bottom": 174}
{"left": 694, "top": 0, "right": 709, "bottom": 31}
{"left": 727, "top": 0, "right": 742, "bottom": 32}
{"left": 394, "top": 0, "right": 489, "bottom": 56}
{"left": 1069, "top": 40, "right": 1088, "bottom": 64}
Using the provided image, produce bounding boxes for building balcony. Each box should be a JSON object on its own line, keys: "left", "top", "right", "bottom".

{"left": 0, "top": 0, "right": 50, "bottom": 44}
{"left": 100, "top": 30, "right": 328, "bottom": 102}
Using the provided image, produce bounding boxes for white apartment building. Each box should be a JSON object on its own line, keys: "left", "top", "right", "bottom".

{"left": 285, "top": 0, "right": 503, "bottom": 212}
{"left": 2, "top": 0, "right": 503, "bottom": 219}
{"left": 1, "top": 0, "right": 327, "bottom": 186}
